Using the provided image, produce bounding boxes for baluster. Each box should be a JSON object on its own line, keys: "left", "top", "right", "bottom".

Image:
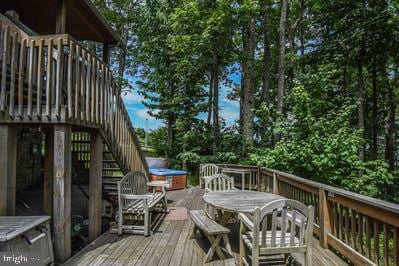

{"left": 351, "top": 209, "right": 356, "bottom": 249}
{"left": 383, "top": 223, "right": 388, "bottom": 266}
{"left": 45, "top": 38, "right": 53, "bottom": 118}
{"left": 338, "top": 204, "right": 343, "bottom": 240}
{"left": 95, "top": 61, "right": 100, "bottom": 124}
{"left": 100, "top": 64, "right": 104, "bottom": 126}
{"left": 8, "top": 32, "right": 20, "bottom": 118}
{"left": 67, "top": 39, "right": 73, "bottom": 119}
{"left": 27, "top": 39, "right": 35, "bottom": 118}
{"left": 358, "top": 213, "right": 363, "bottom": 254}
{"left": 0, "top": 25, "right": 9, "bottom": 112}
{"left": 91, "top": 57, "right": 96, "bottom": 123}
{"left": 55, "top": 38, "right": 62, "bottom": 119}
{"left": 74, "top": 44, "right": 80, "bottom": 120}
{"left": 17, "top": 38, "right": 26, "bottom": 118}
{"left": 344, "top": 207, "right": 349, "bottom": 244}
{"left": 85, "top": 51, "right": 91, "bottom": 121}
{"left": 365, "top": 216, "right": 371, "bottom": 259}
{"left": 374, "top": 220, "right": 379, "bottom": 264}
{"left": 81, "top": 49, "right": 86, "bottom": 121}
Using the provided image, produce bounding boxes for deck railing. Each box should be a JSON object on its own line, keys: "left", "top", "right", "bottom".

{"left": 0, "top": 17, "right": 148, "bottom": 175}
{"left": 215, "top": 164, "right": 399, "bottom": 266}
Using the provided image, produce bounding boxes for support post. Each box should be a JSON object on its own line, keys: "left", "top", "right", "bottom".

{"left": 319, "top": 187, "right": 333, "bottom": 248}
{"left": 44, "top": 129, "right": 54, "bottom": 215}
{"left": 53, "top": 124, "right": 71, "bottom": 262}
{"left": 273, "top": 172, "right": 279, "bottom": 195}
{"left": 89, "top": 131, "right": 103, "bottom": 241}
{"left": 0, "top": 125, "right": 17, "bottom": 215}
{"left": 55, "top": 0, "right": 67, "bottom": 34}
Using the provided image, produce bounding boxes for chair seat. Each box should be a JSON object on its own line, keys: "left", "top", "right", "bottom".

{"left": 123, "top": 192, "right": 164, "bottom": 214}
{"left": 242, "top": 231, "right": 300, "bottom": 250}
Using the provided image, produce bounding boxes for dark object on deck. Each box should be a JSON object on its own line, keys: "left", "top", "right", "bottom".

{"left": 149, "top": 168, "right": 187, "bottom": 191}
{"left": 0, "top": 216, "right": 54, "bottom": 264}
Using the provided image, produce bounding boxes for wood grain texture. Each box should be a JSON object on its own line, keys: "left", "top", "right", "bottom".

{"left": 53, "top": 124, "right": 72, "bottom": 262}
{"left": 89, "top": 130, "right": 103, "bottom": 241}
{"left": 0, "top": 125, "right": 16, "bottom": 215}
{"left": 43, "top": 128, "right": 54, "bottom": 215}
{"left": 65, "top": 187, "right": 347, "bottom": 266}
{"left": 203, "top": 190, "right": 284, "bottom": 213}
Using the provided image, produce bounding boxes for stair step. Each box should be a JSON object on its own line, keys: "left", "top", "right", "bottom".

{"left": 102, "top": 178, "right": 120, "bottom": 184}
{"left": 103, "top": 168, "right": 121, "bottom": 171}
{"left": 76, "top": 159, "right": 117, "bottom": 163}
{"left": 102, "top": 175, "right": 124, "bottom": 179}
{"left": 103, "top": 181, "right": 118, "bottom": 185}
{"left": 103, "top": 185, "right": 117, "bottom": 191}
{"left": 73, "top": 151, "right": 112, "bottom": 154}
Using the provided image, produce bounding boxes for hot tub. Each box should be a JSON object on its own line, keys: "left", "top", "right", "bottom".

{"left": 149, "top": 168, "right": 187, "bottom": 191}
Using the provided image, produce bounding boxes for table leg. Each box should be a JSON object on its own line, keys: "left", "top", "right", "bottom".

{"left": 242, "top": 173, "right": 245, "bottom": 190}
{"left": 218, "top": 211, "right": 234, "bottom": 226}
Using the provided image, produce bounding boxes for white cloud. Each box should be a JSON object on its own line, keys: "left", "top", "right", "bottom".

{"left": 135, "top": 108, "right": 150, "bottom": 120}
{"left": 122, "top": 90, "right": 144, "bottom": 104}
{"left": 220, "top": 108, "right": 239, "bottom": 123}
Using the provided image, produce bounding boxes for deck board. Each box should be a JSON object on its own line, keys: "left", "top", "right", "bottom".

{"left": 65, "top": 187, "right": 348, "bottom": 266}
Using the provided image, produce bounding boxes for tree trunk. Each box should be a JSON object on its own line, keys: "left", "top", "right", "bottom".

{"left": 357, "top": 61, "right": 365, "bottom": 161}
{"left": 166, "top": 116, "right": 174, "bottom": 160}
{"left": 274, "top": 0, "right": 288, "bottom": 144}
{"left": 357, "top": 1, "right": 366, "bottom": 162}
{"left": 277, "top": 0, "right": 288, "bottom": 115}
{"left": 371, "top": 63, "right": 378, "bottom": 160}
{"left": 299, "top": 0, "right": 305, "bottom": 56}
{"left": 241, "top": 17, "right": 256, "bottom": 157}
{"left": 261, "top": 14, "right": 271, "bottom": 103}
{"left": 384, "top": 68, "right": 397, "bottom": 170}
{"left": 207, "top": 72, "right": 213, "bottom": 127}
{"left": 212, "top": 52, "right": 219, "bottom": 153}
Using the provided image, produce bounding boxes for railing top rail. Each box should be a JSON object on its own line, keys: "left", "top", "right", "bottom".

{"left": 215, "top": 164, "right": 399, "bottom": 215}
{"left": 261, "top": 167, "right": 399, "bottom": 215}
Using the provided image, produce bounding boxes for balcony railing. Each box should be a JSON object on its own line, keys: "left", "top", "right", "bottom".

{"left": 0, "top": 17, "right": 148, "bottom": 175}
{"left": 215, "top": 164, "right": 399, "bottom": 266}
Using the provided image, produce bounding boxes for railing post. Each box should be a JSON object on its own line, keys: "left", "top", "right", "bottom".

{"left": 319, "top": 187, "right": 333, "bottom": 248}
{"left": 273, "top": 172, "right": 279, "bottom": 195}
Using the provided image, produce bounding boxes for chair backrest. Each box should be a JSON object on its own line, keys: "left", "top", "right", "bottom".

{"left": 200, "top": 164, "right": 219, "bottom": 178}
{"left": 253, "top": 199, "right": 314, "bottom": 250}
{"left": 118, "top": 171, "right": 148, "bottom": 196}
{"left": 205, "top": 173, "right": 234, "bottom": 193}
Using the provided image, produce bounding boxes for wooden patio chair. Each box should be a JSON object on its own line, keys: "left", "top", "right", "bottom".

{"left": 239, "top": 199, "right": 314, "bottom": 266}
{"left": 199, "top": 163, "right": 219, "bottom": 187}
{"left": 204, "top": 173, "right": 235, "bottom": 220}
{"left": 117, "top": 171, "right": 167, "bottom": 236}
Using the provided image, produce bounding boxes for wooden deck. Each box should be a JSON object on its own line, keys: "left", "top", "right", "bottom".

{"left": 65, "top": 187, "right": 348, "bottom": 266}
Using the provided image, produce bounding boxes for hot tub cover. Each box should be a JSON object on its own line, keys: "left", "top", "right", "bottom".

{"left": 149, "top": 168, "right": 187, "bottom": 176}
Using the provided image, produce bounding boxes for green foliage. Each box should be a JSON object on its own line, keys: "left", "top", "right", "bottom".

{"left": 250, "top": 65, "right": 395, "bottom": 199}
{"left": 94, "top": 0, "right": 399, "bottom": 203}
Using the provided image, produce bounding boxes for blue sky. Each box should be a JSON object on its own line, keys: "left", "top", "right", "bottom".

{"left": 122, "top": 71, "right": 241, "bottom": 130}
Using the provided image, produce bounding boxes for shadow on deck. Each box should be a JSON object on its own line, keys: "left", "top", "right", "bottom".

{"left": 65, "top": 187, "right": 348, "bottom": 266}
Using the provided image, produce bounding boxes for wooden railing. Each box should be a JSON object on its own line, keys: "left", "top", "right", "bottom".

{"left": 0, "top": 17, "right": 148, "bottom": 175}
{"left": 215, "top": 164, "right": 399, "bottom": 265}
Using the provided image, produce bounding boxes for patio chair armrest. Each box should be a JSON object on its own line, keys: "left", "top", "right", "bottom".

{"left": 120, "top": 194, "right": 154, "bottom": 201}
{"left": 238, "top": 213, "right": 253, "bottom": 230}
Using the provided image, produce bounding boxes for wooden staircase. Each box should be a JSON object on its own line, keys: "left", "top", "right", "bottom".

{"left": 71, "top": 132, "right": 127, "bottom": 198}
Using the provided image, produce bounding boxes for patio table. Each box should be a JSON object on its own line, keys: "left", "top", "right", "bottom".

{"left": 203, "top": 190, "right": 285, "bottom": 225}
